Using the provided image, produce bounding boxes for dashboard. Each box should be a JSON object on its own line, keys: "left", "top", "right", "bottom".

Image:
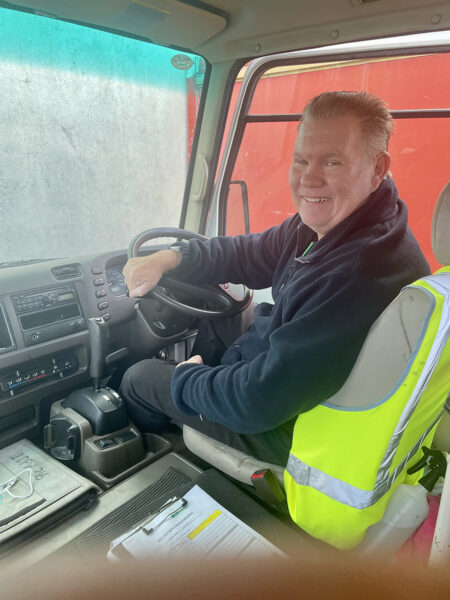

{"left": 106, "top": 266, "right": 129, "bottom": 297}
{"left": 0, "top": 250, "right": 195, "bottom": 450}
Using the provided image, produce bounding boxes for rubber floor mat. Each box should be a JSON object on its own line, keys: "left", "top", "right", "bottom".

{"left": 64, "top": 468, "right": 303, "bottom": 556}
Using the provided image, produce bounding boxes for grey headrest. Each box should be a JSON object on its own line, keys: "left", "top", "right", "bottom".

{"left": 432, "top": 182, "right": 450, "bottom": 266}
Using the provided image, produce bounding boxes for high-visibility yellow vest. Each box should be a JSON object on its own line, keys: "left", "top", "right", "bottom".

{"left": 284, "top": 269, "right": 450, "bottom": 550}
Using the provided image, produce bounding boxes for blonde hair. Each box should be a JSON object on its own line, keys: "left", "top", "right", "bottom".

{"left": 301, "top": 91, "right": 393, "bottom": 159}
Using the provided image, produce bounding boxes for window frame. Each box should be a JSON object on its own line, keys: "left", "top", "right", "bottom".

{"left": 212, "top": 40, "right": 450, "bottom": 236}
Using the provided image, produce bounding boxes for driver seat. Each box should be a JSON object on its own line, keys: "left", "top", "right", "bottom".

{"left": 183, "top": 180, "right": 450, "bottom": 491}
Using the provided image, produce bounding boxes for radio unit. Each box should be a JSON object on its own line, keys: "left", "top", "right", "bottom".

{"left": 11, "top": 285, "right": 87, "bottom": 346}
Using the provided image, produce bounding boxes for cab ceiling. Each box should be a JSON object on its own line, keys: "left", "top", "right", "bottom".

{"left": 7, "top": 0, "right": 450, "bottom": 62}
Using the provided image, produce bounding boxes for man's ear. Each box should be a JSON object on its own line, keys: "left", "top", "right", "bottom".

{"left": 371, "top": 151, "right": 391, "bottom": 189}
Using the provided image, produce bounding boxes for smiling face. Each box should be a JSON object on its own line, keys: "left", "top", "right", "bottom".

{"left": 289, "top": 115, "right": 390, "bottom": 239}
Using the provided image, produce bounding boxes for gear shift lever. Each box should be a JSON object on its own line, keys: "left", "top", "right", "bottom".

{"left": 48, "top": 313, "right": 147, "bottom": 479}
{"left": 88, "top": 317, "right": 109, "bottom": 391}
{"left": 61, "top": 315, "right": 129, "bottom": 435}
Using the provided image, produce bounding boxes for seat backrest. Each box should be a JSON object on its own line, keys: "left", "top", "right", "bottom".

{"left": 323, "top": 180, "right": 450, "bottom": 414}
{"left": 325, "top": 286, "right": 432, "bottom": 408}
{"left": 433, "top": 395, "right": 450, "bottom": 451}
{"left": 432, "top": 182, "right": 450, "bottom": 266}
{"left": 430, "top": 181, "right": 450, "bottom": 450}
{"left": 184, "top": 181, "right": 450, "bottom": 484}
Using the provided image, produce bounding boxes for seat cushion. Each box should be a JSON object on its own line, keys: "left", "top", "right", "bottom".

{"left": 183, "top": 426, "right": 284, "bottom": 485}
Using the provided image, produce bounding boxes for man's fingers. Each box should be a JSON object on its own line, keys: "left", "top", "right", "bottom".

{"left": 123, "top": 256, "right": 163, "bottom": 297}
{"left": 129, "top": 282, "right": 153, "bottom": 297}
{"left": 176, "top": 355, "right": 204, "bottom": 368}
{"left": 189, "top": 355, "right": 203, "bottom": 364}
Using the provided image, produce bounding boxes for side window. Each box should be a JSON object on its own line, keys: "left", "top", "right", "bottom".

{"left": 223, "top": 53, "right": 450, "bottom": 272}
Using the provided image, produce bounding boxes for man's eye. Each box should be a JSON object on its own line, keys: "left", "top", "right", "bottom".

{"left": 325, "top": 161, "right": 338, "bottom": 167}
{"left": 293, "top": 158, "right": 307, "bottom": 166}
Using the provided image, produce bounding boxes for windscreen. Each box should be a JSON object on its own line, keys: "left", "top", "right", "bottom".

{"left": 0, "top": 7, "right": 206, "bottom": 264}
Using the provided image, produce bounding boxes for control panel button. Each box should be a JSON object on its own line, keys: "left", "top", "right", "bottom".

{"left": 103, "top": 313, "right": 111, "bottom": 321}
{"left": 69, "top": 319, "right": 84, "bottom": 331}
{"left": 95, "top": 289, "right": 106, "bottom": 298}
{"left": 96, "top": 438, "right": 117, "bottom": 449}
{"left": 93, "top": 278, "right": 105, "bottom": 286}
{"left": 91, "top": 267, "right": 103, "bottom": 275}
{"left": 97, "top": 301, "right": 109, "bottom": 310}
{"left": 1, "top": 369, "right": 47, "bottom": 391}
{"left": 115, "top": 431, "right": 137, "bottom": 443}
{"left": 0, "top": 353, "right": 77, "bottom": 398}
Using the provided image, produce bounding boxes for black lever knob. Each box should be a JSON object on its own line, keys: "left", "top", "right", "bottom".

{"left": 88, "top": 317, "right": 109, "bottom": 391}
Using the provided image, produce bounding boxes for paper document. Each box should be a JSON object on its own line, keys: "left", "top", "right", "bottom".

{"left": 0, "top": 440, "right": 86, "bottom": 532}
{"left": 107, "top": 484, "right": 283, "bottom": 561}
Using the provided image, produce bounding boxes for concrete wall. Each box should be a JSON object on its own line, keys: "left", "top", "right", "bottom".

{"left": 0, "top": 9, "right": 198, "bottom": 263}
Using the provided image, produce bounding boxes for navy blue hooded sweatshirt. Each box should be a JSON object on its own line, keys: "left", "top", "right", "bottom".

{"left": 170, "top": 178, "right": 430, "bottom": 434}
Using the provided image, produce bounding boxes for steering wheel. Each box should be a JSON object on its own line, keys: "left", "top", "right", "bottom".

{"left": 127, "top": 228, "right": 252, "bottom": 320}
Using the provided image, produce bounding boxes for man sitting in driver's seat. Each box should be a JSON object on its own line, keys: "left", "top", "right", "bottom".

{"left": 121, "top": 91, "right": 430, "bottom": 466}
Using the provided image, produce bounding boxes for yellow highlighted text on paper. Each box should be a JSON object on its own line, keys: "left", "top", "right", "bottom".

{"left": 187, "top": 510, "right": 222, "bottom": 540}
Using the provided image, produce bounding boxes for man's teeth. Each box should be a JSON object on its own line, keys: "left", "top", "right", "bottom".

{"left": 304, "top": 197, "right": 328, "bottom": 203}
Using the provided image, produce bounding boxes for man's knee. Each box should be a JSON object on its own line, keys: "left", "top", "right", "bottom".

{"left": 119, "top": 359, "right": 176, "bottom": 432}
{"left": 119, "top": 358, "right": 176, "bottom": 408}
{"left": 119, "top": 359, "right": 154, "bottom": 400}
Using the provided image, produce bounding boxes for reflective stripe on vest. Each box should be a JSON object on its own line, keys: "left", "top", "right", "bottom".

{"left": 284, "top": 269, "right": 450, "bottom": 548}
{"left": 285, "top": 411, "right": 442, "bottom": 510}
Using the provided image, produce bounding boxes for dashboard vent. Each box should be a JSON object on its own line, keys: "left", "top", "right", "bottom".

{"left": 51, "top": 264, "right": 82, "bottom": 280}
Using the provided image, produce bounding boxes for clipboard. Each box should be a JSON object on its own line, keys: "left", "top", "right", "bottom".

{"left": 107, "top": 484, "right": 284, "bottom": 561}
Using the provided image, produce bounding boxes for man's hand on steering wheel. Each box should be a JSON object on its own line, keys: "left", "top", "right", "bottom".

{"left": 124, "top": 227, "right": 252, "bottom": 320}
{"left": 123, "top": 249, "right": 181, "bottom": 298}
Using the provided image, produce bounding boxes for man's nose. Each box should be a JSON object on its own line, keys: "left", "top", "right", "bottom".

{"left": 300, "top": 164, "right": 323, "bottom": 187}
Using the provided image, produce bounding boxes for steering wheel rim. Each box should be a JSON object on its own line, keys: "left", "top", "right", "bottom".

{"left": 127, "top": 227, "right": 253, "bottom": 320}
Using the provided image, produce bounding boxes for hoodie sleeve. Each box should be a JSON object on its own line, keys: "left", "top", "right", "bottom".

{"left": 170, "top": 216, "right": 299, "bottom": 290}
